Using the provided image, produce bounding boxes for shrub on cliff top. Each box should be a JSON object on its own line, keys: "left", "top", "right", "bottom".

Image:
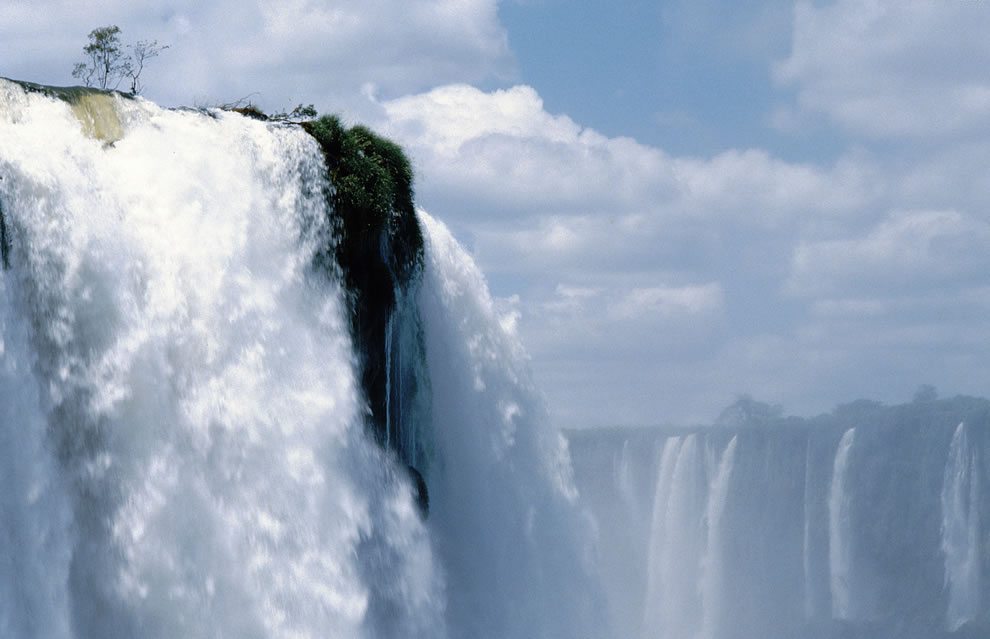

{"left": 301, "top": 115, "right": 423, "bottom": 286}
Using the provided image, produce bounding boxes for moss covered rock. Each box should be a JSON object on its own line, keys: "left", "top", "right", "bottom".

{"left": 301, "top": 115, "right": 429, "bottom": 477}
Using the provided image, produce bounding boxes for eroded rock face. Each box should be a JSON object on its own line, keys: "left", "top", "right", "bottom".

{"left": 302, "top": 116, "right": 432, "bottom": 484}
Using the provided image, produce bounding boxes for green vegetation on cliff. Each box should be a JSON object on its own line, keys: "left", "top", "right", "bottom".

{"left": 302, "top": 115, "right": 422, "bottom": 287}
{"left": 301, "top": 115, "right": 428, "bottom": 479}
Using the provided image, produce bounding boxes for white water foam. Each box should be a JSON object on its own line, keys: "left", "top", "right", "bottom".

{"left": 698, "top": 436, "right": 737, "bottom": 639}
{"left": 941, "top": 422, "right": 981, "bottom": 631}
{"left": 641, "top": 433, "right": 705, "bottom": 638}
{"left": 803, "top": 436, "right": 816, "bottom": 618}
{"left": 417, "top": 210, "right": 610, "bottom": 639}
{"left": 0, "top": 80, "right": 444, "bottom": 639}
{"left": 642, "top": 436, "right": 685, "bottom": 638}
{"left": 829, "top": 427, "right": 856, "bottom": 620}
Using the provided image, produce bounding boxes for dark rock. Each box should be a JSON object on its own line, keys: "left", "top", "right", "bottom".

{"left": 0, "top": 193, "right": 8, "bottom": 270}
{"left": 301, "top": 115, "right": 430, "bottom": 479}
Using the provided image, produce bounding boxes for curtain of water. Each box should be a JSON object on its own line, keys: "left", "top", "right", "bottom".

{"left": 698, "top": 436, "right": 738, "bottom": 639}
{"left": 941, "top": 422, "right": 982, "bottom": 631}
{"left": 0, "top": 79, "right": 444, "bottom": 639}
{"left": 829, "top": 427, "right": 857, "bottom": 620}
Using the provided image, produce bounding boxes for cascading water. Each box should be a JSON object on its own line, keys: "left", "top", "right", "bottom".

{"left": 829, "top": 427, "right": 857, "bottom": 621}
{"left": 384, "top": 283, "right": 432, "bottom": 476}
{"left": 641, "top": 433, "right": 709, "bottom": 639}
{"left": 640, "top": 434, "right": 738, "bottom": 639}
{"left": 0, "top": 79, "right": 605, "bottom": 639}
{"left": 659, "top": 434, "right": 704, "bottom": 637}
{"left": 642, "top": 436, "right": 684, "bottom": 638}
{"left": 571, "top": 399, "right": 990, "bottom": 639}
{"left": 941, "top": 422, "right": 982, "bottom": 631}
{"left": 615, "top": 438, "right": 640, "bottom": 516}
{"left": 417, "top": 211, "right": 609, "bottom": 639}
{"left": 698, "top": 436, "right": 737, "bottom": 639}
{"left": 0, "top": 79, "right": 441, "bottom": 638}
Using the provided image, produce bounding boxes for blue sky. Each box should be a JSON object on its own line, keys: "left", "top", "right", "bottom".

{"left": 501, "top": 0, "right": 788, "bottom": 154}
{"left": 5, "top": 0, "right": 990, "bottom": 427}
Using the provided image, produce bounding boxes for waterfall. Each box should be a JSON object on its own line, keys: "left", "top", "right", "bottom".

{"left": 417, "top": 211, "right": 609, "bottom": 639}
{"left": 383, "top": 281, "right": 432, "bottom": 477}
{"left": 698, "top": 436, "right": 737, "bottom": 639}
{"left": 829, "top": 427, "right": 857, "bottom": 620}
{"left": 615, "top": 438, "right": 639, "bottom": 515}
{"left": 661, "top": 434, "right": 704, "bottom": 637}
{"left": 941, "top": 422, "right": 982, "bottom": 631}
{"left": 0, "top": 79, "right": 446, "bottom": 638}
{"left": 803, "top": 436, "right": 816, "bottom": 618}
{"left": 640, "top": 434, "right": 705, "bottom": 638}
{"left": 0, "top": 79, "right": 604, "bottom": 639}
{"left": 642, "top": 436, "right": 684, "bottom": 638}
{"left": 572, "top": 408, "right": 990, "bottom": 639}
{"left": 640, "top": 434, "right": 738, "bottom": 639}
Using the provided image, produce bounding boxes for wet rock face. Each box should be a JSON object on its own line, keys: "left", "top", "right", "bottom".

{"left": 302, "top": 116, "right": 428, "bottom": 475}
{"left": 0, "top": 196, "right": 8, "bottom": 270}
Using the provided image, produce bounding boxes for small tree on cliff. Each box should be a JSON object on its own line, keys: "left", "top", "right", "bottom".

{"left": 127, "top": 38, "right": 169, "bottom": 93}
{"left": 73, "top": 26, "right": 128, "bottom": 90}
{"left": 72, "top": 25, "right": 168, "bottom": 93}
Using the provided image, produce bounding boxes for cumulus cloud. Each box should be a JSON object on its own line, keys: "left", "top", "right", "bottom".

{"left": 1, "top": 0, "right": 512, "bottom": 115}
{"left": 380, "top": 84, "right": 677, "bottom": 216}
{"left": 608, "top": 284, "right": 724, "bottom": 320}
{"left": 376, "top": 76, "right": 990, "bottom": 426}
{"left": 383, "top": 85, "right": 864, "bottom": 225}
{"left": 775, "top": 0, "right": 990, "bottom": 139}
{"left": 787, "top": 210, "right": 990, "bottom": 297}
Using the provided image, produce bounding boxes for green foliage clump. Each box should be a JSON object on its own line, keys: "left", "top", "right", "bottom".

{"left": 301, "top": 115, "right": 422, "bottom": 286}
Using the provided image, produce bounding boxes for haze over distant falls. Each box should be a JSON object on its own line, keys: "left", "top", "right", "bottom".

{"left": 567, "top": 396, "right": 990, "bottom": 639}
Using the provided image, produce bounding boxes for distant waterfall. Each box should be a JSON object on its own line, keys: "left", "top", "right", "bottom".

{"left": 698, "top": 436, "right": 737, "bottom": 639}
{"left": 570, "top": 404, "right": 990, "bottom": 639}
{"left": 829, "top": 427, "right": 857, "bottom": 620}
{"left": 660, "top": 434, "right": 704, "bottom": 637}
{"left": 803, "top": 437, "right": 816, "bottom": 618}
{"left": 642, "top": 437, "right": 684, "bottom": 638}
{"left": 941, "top": 422, "right": 982, "bottom": 631}
{"left": 641, "top": 434, "right": 705, "bottom": 638}
{"left": 640, "top": 434, "right": 737, "bottom": 639}
{"left": 615, "top": 439, "right": 638, "bottom": 515}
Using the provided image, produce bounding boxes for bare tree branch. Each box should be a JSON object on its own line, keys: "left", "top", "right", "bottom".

{"left": 72, "top": 26, "right": 169, "bottom": 94}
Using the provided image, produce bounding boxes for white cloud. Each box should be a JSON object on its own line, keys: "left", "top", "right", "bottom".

{"left": 787, "top": 209, "right": 990, "bottom": 297}
{"left": 375, "top": 77, "right": 990, "bottom": 426}
{"left": 0, "top": 0, "right": 511, "bottom": 116}
{"left": 608, "top": 284, "right": 724, "bottom": 320}
{"left": 379, "top": 83, "right": 875, "bottom": 238}
{"left": 776, "top": 0, "right": 990, "bottom": 139}
{"left": 381, "top": 84, "right": 679, "bottom": 217}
